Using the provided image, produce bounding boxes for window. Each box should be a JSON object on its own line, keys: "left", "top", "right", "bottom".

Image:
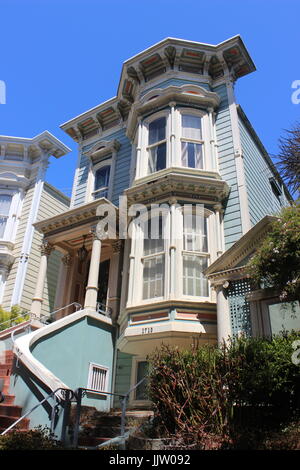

{"left": 147, "top": 117, "right": 166, "bottom": 174}
{"left": 93, "top": 165, "right": 110, "bottom": 199}
{"left": 0, "top": 194, "right": 12, "bottom": 238}
{"left": 135, "top": 361, "right": 149, "bottom": 401}
{"left": 142, "top": 215, "right": 165, "bottom": 299}
{"left": 181, "top": 114, "right": 204, "bottom": 169}
{"left": 182, "top": 211, "right": 209, "bottom": 297}
{"left": 87, "top": 363, "right": 109, "bottom": 392}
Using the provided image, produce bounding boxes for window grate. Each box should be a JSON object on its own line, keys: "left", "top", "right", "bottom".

{"left": 87, "top": 363, "right": 108, "bottom": 392}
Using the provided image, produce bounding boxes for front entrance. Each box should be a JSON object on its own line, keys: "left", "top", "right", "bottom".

{"left": 97, "top": 259, "right": 110, "bottom": 309}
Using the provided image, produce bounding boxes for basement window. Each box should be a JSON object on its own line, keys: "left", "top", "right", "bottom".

{"left": 87, "top": 363, "right": 109, "bottom": 393}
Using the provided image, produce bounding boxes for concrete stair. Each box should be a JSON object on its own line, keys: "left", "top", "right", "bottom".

{"left": 76, "top": 406, "right": 153, "bottom": 448}
{"left": 0, "top": 350, "right": 29, "bottom": 433}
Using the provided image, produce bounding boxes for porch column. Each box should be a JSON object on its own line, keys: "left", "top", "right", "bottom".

{"left": 31, "top": 240, "right": 54, "bottom": 318}
{"left": 54, "top": 253, "right": 73, "bottom": 318}
{"left": 214, "top": 283, "right": 232, "bottom": 345}
{"left": 84, "top": 230, "right": 102, "bottom": 310}
{"left": 107, "top": 240, "right": 123, "bottom": 321}
{"left": 214, "top": 203, "right": 224, "bottom": 257}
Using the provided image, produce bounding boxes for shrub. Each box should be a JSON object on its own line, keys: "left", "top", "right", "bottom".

{"left": 0, "top": 305, "right": 29, "bottom": 332}
{"left": 148, "top": 332, "right": 300, "bottom": 446}
{"left": 0, "top": 426, "right": 63, "bottom": 450}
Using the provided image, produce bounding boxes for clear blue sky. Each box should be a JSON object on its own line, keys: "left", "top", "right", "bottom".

{"left": 1, "top": 0, "right": 299, "bottom": 197}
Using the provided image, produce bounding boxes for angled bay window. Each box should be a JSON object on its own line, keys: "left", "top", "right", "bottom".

{"left": 0, "top": 194, "right": 12, "bottom": 238}
{"left": 142, "top": 215, "right": 165, "bottom": 299}
{"left": 182, "top": 209, "right": 209, "bottom": 297}
{"left": 147, "top": 117, "right": 167, "bottom": 174}
{"left": 181, "top": 114, "right": 204, "bottom": 169}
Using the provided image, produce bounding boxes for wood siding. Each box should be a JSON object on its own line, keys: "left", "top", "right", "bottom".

{"left": 213, "top": 84, "right": 243, "bottom": 248}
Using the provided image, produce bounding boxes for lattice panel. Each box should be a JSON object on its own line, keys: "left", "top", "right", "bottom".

{"left": 227, "top": 279, "right": 252, "bottom": 336}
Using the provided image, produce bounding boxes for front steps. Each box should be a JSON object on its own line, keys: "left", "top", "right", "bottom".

{"left": 74, "top": 406, "right": 153, "bottom": 448}
{"left": 0, "top": 350, "right": 29, "bottom": 433}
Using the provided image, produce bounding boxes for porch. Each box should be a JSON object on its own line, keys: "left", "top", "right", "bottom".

{"left": 31, "top": 199, "right": 122, "bottom": 323}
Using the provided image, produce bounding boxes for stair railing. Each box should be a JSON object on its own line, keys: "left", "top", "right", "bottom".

{"left": 0, "top": 387, "right": 74, "bottom": 445}
{"left": 73, "top": 377, "right": 147, "bottom": 449}
{"left": 39, "top": 302, "right": 82, "bottom": 325}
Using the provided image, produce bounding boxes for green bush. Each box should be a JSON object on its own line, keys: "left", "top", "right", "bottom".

{"left": 0, "top": 305, "right": 29, "bottom": 332}
{"left": 0, "top": 426, "right": 62, "bottom": 450}
{"left": 148, "top": 332, "right": 300, "bottom": 445}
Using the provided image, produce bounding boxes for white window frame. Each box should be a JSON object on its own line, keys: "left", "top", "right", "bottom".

{"left": 137, "top": 110, "right": 170, "bottom": 179}
{"left": 0, "top": 189, "right": 22, "bottom": 242}
{"left": 129, "top": 356, "right": 151, "bottom": 406}
{"left": 176, "top": 206, "right": 214, "bottom": 301}
{"left": 87, "top": 362, "right": 109, "bottom": 393}
{"left": 88, "top": 158, "right": 113, "bottom": 202}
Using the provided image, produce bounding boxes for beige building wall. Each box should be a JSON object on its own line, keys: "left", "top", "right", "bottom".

{"left": 21, "top": 183, "right": 69, "bottom": 316}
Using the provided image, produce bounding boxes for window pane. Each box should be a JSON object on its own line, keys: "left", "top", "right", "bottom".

{"left": 183, "top": 213, "right": 208, "bottom": 252}
{"left": 148, "top": 143, "right": 166, "bottom": 173}
{"left": 182, "top": 115, "right": 202, "bottom": 141}
{"left": 95, "top": 166, "right": 110, "bottom": 191}
{"left": 0, "top": 195, "right": 11, "bottom": 216}
{"left": 143, "top": 255, "right": 164, "bottom": 299}
{"left": 183, "top": 255, "right": 208, "bottom": 297}
{"left": 181, "top": 142, "right": 203, "bottom": 169}
{"left": 268, "top": 301, "right": 300, "bottom": 335}
{"left": 144, "top": 215, "right": 164, "bottom": 255}
{"left": 149, "top": 117, "right": 166, "bottom": 145}
{"left": 136, "top": 361, "right": 149, "bottom": 400}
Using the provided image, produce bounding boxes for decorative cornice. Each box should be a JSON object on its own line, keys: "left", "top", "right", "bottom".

{"left": 205, "top": 215, "right": 277, "bottom": 278}
{"left": 83, "top": 139, "right": 121, "bottom": 162}
{"left": 126, "top": 84, "right": 220, "bottom": 140}
{"left": 125, "top": 168, "right": 229, "bottom": 205}
{"left": 34, "top": 199, "right": 119, "bottom": 237}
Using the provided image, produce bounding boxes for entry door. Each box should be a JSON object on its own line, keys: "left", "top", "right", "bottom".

{"left": 97, "top": 259, "right": 110, "bottom": 308}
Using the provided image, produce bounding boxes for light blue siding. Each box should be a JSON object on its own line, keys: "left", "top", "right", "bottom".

{"left": 213, "top": 84, "right": 243, "bottom": 249}
{"left": 73, "top": 129, "right": 132, "bottom": 207}
{"left": 239, "top": 116, "right": 289, "bottom": 226}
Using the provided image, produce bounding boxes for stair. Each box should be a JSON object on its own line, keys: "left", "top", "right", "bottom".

{"left": 0, "top": 350, "right": 29, "bottom": 433}
{"left": 73, "top": 406, "right": 153, "bottom": 448}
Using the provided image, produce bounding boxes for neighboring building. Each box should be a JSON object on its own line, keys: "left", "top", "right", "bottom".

{"left": 0, "top": 132, "right": 70, "bottom": 316}
{"left": 1, "top": 36, "right": 298, "bottom": 439}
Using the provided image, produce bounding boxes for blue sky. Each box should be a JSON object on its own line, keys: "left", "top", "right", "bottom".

{"left": 1, "top": 0, "right": 299, "bottom": 197}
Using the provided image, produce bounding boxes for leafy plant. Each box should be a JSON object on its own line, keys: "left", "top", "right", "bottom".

{"left": 248, "top": 202, "right": 300, "bottom": 302}
{"left": 0, "top": 426, "right": 62, "bottom": 450}
{"left": 0, "top": 305, "right": 29, "bottom": 332}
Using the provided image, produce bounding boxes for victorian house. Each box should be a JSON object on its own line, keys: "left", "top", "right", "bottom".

{"left": 0, "top": 36, "right": 297, "bottom": 440}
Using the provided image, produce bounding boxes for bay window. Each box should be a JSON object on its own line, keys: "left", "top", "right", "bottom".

{"left": 182, "top": 211, "right": 209, "bottom": 297}
{"left": 147, "top": 117, "right": 167, "bottom": 174}
{"left": 0, "top": 194, "right": 12, "bottom": 238}
{"left": 142, "top": 215, "right": 165, "bottom": 299}
{"left": 181, "top": 114, "right": 204, "bottom": 169}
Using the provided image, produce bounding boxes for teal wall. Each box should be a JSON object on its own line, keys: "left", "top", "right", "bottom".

{"left": 10, "top": 315, "right": 115, "bottom": 437}
{"left": 239, "top": 116, "right": 290, "bottom": 226}
{"left": 213, "top": 83, "right": 243, "bottom": 248}
{"left": 113, "top": 351, "right": 133, "bottom": 408}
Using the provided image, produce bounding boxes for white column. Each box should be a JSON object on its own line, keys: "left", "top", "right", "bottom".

{"left": 169, "top": 102, "right": 176, "bottom": 167}
{"left": 31, "top": 240, "right": 54, "bottom": 318}
{"left": 213, "top": 204, "right": 224, "bottom": 257}
{"left": 215, "top": 283, "right": 232, "bottom": 345}
{"left": 135, "top": 118, "right": 142, "bottom": 179}
{"left": 126, "top": 220, "right": 137, "bottom": 307}
{"left": 169, "top": 197, "right": 177, "bottom": 298}
{"left": 107, "top": 240, "right": 123, "bottom": 321}
{"left": 84, "top": 231, "right": 102, "bottom": 310}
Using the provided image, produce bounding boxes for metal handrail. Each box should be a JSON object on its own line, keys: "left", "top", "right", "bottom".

{"left": 73, "top": 377, "right": 147, "bottom": 448}
{"left": 40, "top": 302, "right": 82, "bottom": 324}
{"left": 0, "top": 387, "right": 73, "bottom": 437}
{"left": 96, "top": 302, "right": 112, "bottom": 317}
